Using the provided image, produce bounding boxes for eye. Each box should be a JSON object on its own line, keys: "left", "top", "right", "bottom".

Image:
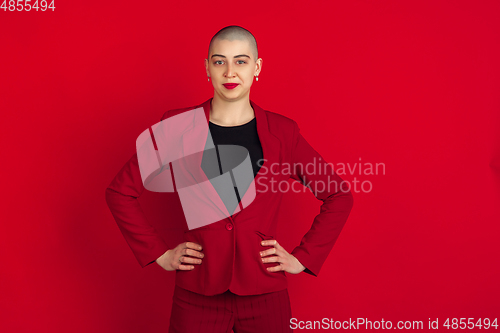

{"left": 214, "top": 60, "right": 224, "bottom": 65}
{"left": 237, "top": 60, "right": 247, "bottom": 64}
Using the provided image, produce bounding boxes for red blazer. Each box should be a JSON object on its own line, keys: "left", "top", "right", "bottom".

{"left": 105, "top": 97, "right": 354, "bottom": 296}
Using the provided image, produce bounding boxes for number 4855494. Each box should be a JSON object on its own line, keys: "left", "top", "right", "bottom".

{"left": 1, "top": 0, "right": 56, "bottom": 11}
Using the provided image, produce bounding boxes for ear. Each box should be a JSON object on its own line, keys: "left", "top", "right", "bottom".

{"left": 255, "top": 58, "right": 263, "bottom": 76}
{"left": 205, "top": 58, "right": 209, "bottom": 76}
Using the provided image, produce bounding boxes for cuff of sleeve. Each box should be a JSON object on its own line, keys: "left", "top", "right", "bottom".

{"left": 290, "top": 247, "right": 320, "bottom": 277}
{"left": 140, "top": 241, "right": 171, "bottom": 268}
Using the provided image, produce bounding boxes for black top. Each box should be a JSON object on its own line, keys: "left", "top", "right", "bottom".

{"left": 201, "top": 117, "right": 263, "bottom": 208}
{"left": 208, "top": 117, "right": 263, "bottom": 177}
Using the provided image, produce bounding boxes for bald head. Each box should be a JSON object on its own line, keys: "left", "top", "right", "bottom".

{"left": 208, "top": 25, "right": 258, "bottom": 61}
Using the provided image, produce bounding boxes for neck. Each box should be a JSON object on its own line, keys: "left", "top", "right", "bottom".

{"left": 209, "top": 94, "right": 255, "bottom": 126}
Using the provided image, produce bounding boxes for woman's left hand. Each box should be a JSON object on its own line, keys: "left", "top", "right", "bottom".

{"left": 260, "top": 239, "right": 306, "bottom": 274}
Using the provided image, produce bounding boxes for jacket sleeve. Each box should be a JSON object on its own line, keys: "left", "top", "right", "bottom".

{"left": 289, "top": 120, "right": 354, "bottom": 277}
{"left": 105, "top": 151, "right": 171, "bottom": 268}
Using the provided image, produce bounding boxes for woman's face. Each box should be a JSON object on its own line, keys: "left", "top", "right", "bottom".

{"left": 205, "top": 38, "right": 262, "bottom": 102}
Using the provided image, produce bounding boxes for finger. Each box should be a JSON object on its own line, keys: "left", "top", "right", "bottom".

{"left": 186, "top": 242, "right": 203, "bottom": 251}
{"left": 260, "top": 247, "right": 278, "bottom": 257}
{"left": 180, "top": 256, "right": 203, "bottom": 264}
{"left": 184, "top": 248, "right": 205, "bottom": 258}
{"left": 261, "top": 255, "right": 280, "bottom": 263}
{"left": 177, "top": 264, "right": 195, "bottom": 270}
{"left": 260, "top": 239, "right": 277, "bottom": 247}
{"left": 261, "top": 239, "right": 283, "bottom": 250}
{"left": 267, "top": 263, "right": 284, "bottom": 272}
{"left": 271, "top": 240, "right": 284, "bottom": 250}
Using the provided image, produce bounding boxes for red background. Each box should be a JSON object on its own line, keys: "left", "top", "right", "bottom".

{"left": 1, "top": 1, "right": 499, "bottom": 332}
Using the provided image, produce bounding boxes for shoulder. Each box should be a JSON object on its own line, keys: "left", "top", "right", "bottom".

{"left": 262, "top": 109, "right": 298, "bottom": 134}
{"left": 159, "top": 101, "right": 205, "bottom": 121}
{"left": 261, "top": 108, "right": 301, "bottom": 148}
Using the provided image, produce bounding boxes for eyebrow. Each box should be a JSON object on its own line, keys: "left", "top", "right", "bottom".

{"left": 211, "top": 54, "right": 251, "bottom": 59}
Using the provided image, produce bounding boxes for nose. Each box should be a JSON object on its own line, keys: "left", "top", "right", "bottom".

{"left": 224, "top": 62, "right": 235, "bottom": 78}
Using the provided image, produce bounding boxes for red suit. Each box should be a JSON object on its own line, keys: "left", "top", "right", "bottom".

{"left": 105, "top": 97, "right": 354, "bottom": 296}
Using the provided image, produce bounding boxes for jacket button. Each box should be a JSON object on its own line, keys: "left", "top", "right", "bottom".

{"left": 225, "top": 222, "right": 233, "bottom": 231}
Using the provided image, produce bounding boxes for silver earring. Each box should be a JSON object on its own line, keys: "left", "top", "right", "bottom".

{"left": 256, "top": 75, "right": 259, "bottom": 81}
{"left": 208, "top": 77, "right": 210, "bottom": 82}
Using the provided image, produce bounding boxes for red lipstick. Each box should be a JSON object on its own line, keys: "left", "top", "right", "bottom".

{"left": 223, "top": 83, "right": 239, "bottom": 89}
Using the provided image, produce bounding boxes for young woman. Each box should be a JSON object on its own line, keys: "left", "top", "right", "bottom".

{"left": 105, "top": 25, "right": 354, "bottom": 333}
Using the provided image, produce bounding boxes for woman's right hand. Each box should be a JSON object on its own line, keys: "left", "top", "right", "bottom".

{"left": 155, "top": 242, "right": 204, "bottom": 271}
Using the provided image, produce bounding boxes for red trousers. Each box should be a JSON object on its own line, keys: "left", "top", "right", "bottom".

{"left": 168, "top": 285, "right": 293, "bottom": 333}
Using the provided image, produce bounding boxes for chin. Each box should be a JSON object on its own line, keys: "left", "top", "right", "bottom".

{"left": 218, "top": 90, "right": 247, "bottom": 100}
